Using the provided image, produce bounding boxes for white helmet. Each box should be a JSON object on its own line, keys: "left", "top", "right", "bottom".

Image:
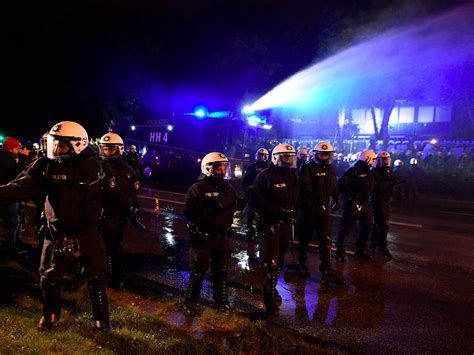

{"left": 255, "top": 147, "right": 269, "bottom": 161}
{"left": 313, "top": 141, "right": 334, "bottom": 164}
{"left": 46, "top": 121, "right": 88, "bottom": 161}
{"left": 272, "top": 143, "right": 297, "bottom": 168}
{"left": 358, "top": 149, "right": 377, "bottom": 167}
{"left": 377, "top": 151, "right": 391, "bottom": 167}
{"left": 201, "top": 152, "right": 231, "bottom": 179}
{"left": 409, "top": 158, "right": 418, "bottom": 165}
{"left": 99, "top": 132, "right": 124, "bottom": 159}
{"left": 394, "top": 159, "right": 404, "bottom": 167}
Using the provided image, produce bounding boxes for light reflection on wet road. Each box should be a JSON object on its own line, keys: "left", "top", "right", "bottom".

{"left": 120, "top": 188, "right": 474, "bottom": 353}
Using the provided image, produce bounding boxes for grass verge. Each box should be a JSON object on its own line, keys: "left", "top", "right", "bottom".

{"left": 0, "top": 258, "right": 342, "bottom": 354}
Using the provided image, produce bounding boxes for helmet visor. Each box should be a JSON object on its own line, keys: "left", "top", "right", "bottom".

{"left": 46, "top": 135, "right": 74, "bottom": 160}
{"left": 210, "top": 161, "right": 232, "bottom": 179}
{"left": 378, "top": 156, "right": 392, "bottom": 166}
{"left": 256, "top": 152, "right": 269, "bottom": 161}
{"left": 315, "top": 151, "right": 333, "bottom": 164}
{"left": 99, "top": 143, "right": 121, "bottom": 158}
{"left": 277, "top": 154, "right": 297, "bottom": 168}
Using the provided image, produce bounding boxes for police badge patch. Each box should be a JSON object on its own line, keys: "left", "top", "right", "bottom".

{"left": 109, "top": 177, "right": 117, "bottom": 188}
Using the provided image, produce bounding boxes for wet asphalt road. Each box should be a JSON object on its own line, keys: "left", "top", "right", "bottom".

{"left": 12, "top": 187, "right": 473, "bottom": 353}
{"left": 121, "top": 187, "right": 474, "bottom": 354}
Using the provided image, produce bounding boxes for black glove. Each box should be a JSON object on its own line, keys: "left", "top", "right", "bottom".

{"left": 280, "top": 207, "right": 295, "bottom": 219}
{"left": 128, "top": 207, "right": 146, "bottom": 230}
{"left": 331, "top": 197, "right": 341, "bottom": 211}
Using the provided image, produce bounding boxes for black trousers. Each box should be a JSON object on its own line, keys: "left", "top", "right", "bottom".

{"left": 371, "top": 198, "right": 390, "bottom": 249}
{"left": 298, "top": 208, "right": 333, "bottom": 271}
{"left": 337, "top": 202, "right": 373, "bottom": 253}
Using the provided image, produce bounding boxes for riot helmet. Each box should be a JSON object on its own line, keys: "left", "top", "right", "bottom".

{"left": 255, "top": 147, "right": 269, "bottom": 162}
{"left": 46, "top": 121, "right": 88, "bottom": 161}
{"left": 201, "top": 152, "right": 231, "bottom": 179}
{"left": 99, "top": 132, "right": 124, "bottom": 160}
{"left": 358, "top": 149, "right": 377, "bottom": 167}
{"left": 272, "top": 143, "right": 297, "bottom": 168}
{"left": 313, "top": 141, "right": 334, "bottom": 164}
{"left": 377, "top": 151, "right": 391, "bottom": 167}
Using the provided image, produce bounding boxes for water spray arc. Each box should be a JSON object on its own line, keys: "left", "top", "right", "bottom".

{"left": 246, "top": 5, "right": 474, "bottom": 119}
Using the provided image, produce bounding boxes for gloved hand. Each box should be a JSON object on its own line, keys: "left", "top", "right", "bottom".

{"left": 331, "top": 198, "right": 341, "bottom": 211}
{"left": 128, "top": 207, "right": 146, "bottom": 230}
{"left": 280, "top": 207, "right": 295, "bottom": 218}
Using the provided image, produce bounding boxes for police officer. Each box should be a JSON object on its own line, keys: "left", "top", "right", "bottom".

{"left": 124, "top": 145, "right": 144, "bottom": 179}
{"left": 99, "top": 132, "right": 141, "bottom": 290}
{"left": 296, "top": 147, "right": 310, "bottom": 170}
{"left": 297, "top": 141, "right": 342, "bottom": 284}
{"left": 0, "top": 121, "right": 136, "bottom": 331}
{"left": 370, "top": 151, "right": 398, "bottom": 257}
{"left": 335, "top": 149, "right": 376, "bottom": 262}
{"left": 184, "top": 152, "right": 243, "bottom": 316}
{"left": 242, "top": 147, "right": 269, "bottom": 237}
{"left": 0, "top": 137, "right": 29, "bottom": 252}
{"left": 253, "top": 143, "right": 299, "bottom": 315}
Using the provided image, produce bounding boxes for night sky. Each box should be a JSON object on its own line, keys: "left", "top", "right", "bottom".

{"left": 4, "top": 0, "right": 467, "bottom": 140}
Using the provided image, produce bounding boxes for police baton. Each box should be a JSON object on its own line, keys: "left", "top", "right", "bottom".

{"left": 290, "top": 214, "right": 296, "bottom": 255}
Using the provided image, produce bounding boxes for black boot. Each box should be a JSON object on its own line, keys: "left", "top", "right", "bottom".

{"left": 318, "top": 235, "right": 333, "bottom": 276}
{"left": 106, "top": 249, "right": 123, "bottom": 290}
{"left": 335, "top": 234, "right": 347, "bottom": 262}
{"left": 212, "top": 278, "right": 232, "bottom": 313}
{"left": 273, "top": 263, "right": 282, "bottom": 305}
{"left": 320, "top": 268, "right": 344, "bottom": 286}
{"left": 184, "top": 271, "right": 204, "bottom": 316}
{"left": 87, "top": 275, "right": 112, "bottom": 331}
{"left": 263, "top": 262, "right": 280, "bottom": 315}
{"left": 298, "top": 260, "right": 310, "bottom": 278}
{"left": 212, "top": 266, "right": 232, "bottom": 312}
{"left": 38, "top": 313, "right": 61, "bottom": 331}
{"left": 38, "top": 276, "right": 63, "bottom": 330}
{"left": 354, "top": 250, "right": 373, "bottom": 260}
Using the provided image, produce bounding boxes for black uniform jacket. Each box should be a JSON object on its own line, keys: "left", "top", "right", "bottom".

{"left": 102, "top": 157, "right": 140, "bottom": 217}
{"left": 242, "top": 161, "right": 268, "bottom": 191}
{"left": 372, "top": 166, "right": 398, "bottom": 201}
{"left": 298, "top": 161, "right": 340, "bottom": 210}
{"left": 253, "top": 164, "right": 299, "bottom": 223}
{"left": 185, "top": 174, "right": 237, "bottom": 233}
{"left": 0, "top": 150, "right": 132, "bottom": 230}
{"left": 338, "top": 160, "right": 375, "bottom": 203}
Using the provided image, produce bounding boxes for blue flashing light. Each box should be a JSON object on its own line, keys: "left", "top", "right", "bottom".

{"left": 262, "top": 124, "right": 272, "bottom": 130}
{"left": 248, "top": 121, "right": 258, "bottom": 127}
{"left": 167, "top": 125, "right": 174, "bottom": 132}
{"left": 131, "top": 125, "right": 136, "bottom": 131}
{"left": 194, "top": 105, "right": 208, "bottom": 120}
{"left": 195, "top": 110, "right": 206, "bottom": 118}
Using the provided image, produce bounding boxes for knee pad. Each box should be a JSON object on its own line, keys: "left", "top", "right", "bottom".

{"left": 40, "top": 276, "right": 62, "bottom": 292}
{"left": 86, "top": 273, "right": 105, "bottom": 287}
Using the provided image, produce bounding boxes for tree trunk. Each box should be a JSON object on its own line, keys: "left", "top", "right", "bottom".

{"left": 370, "top": 106, "right": 379, "bottom": 140}
{"left": 380, "top": 103, "right": 394, "bottom": 150}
